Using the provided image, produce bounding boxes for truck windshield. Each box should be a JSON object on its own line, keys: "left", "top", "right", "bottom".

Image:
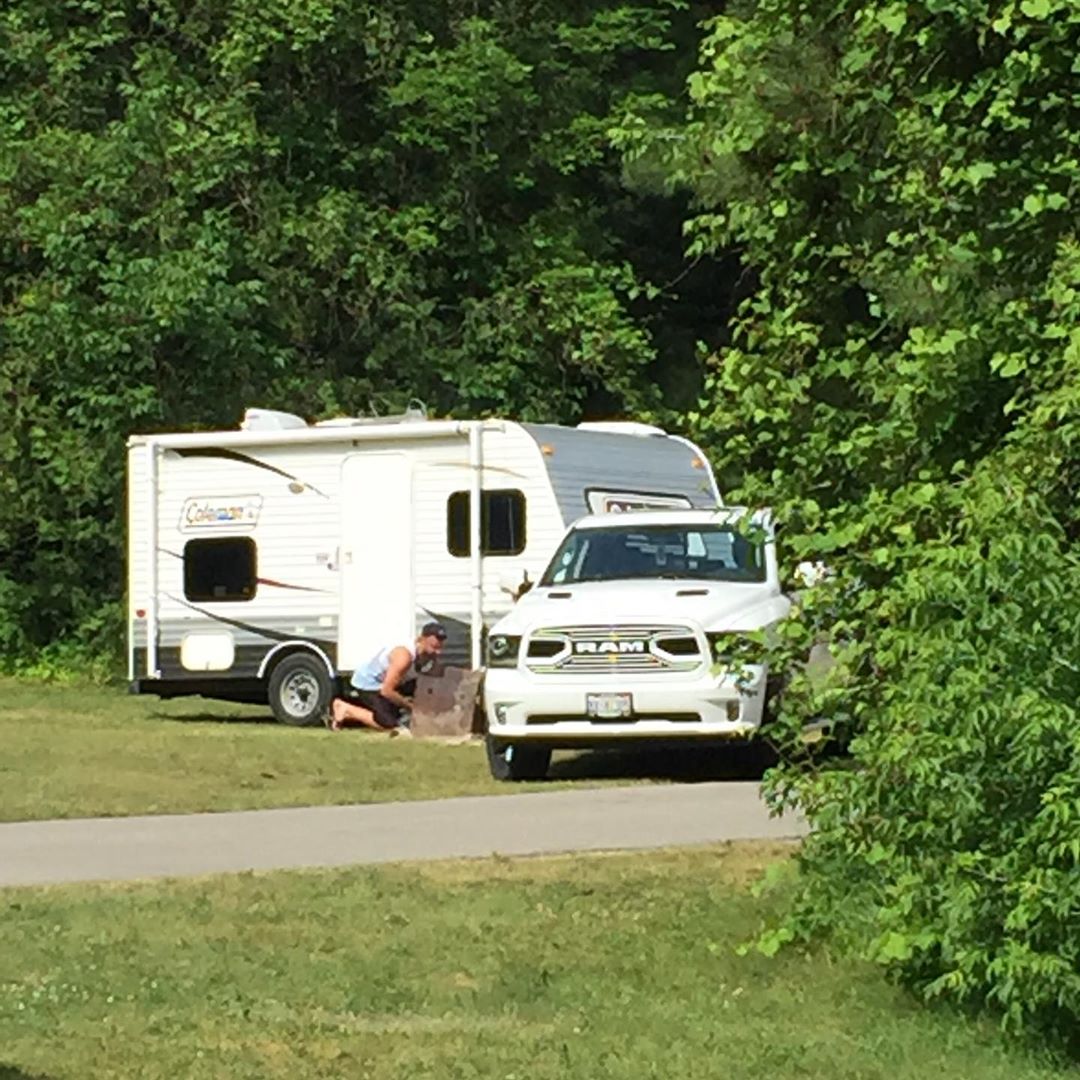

{"left": 540, "top": 523, "right": 767, "bottom": 586}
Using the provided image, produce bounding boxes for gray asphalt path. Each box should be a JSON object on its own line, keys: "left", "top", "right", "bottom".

{"left": 0, "top": 782, "right": 805, "bottom": 888}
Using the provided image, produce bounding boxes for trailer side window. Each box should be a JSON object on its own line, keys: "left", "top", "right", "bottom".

{"left": 183, "top": 537, "right": 258, "bottom": 602}
{"left": 447, "top": 490, "right": 527, "bottom": 557}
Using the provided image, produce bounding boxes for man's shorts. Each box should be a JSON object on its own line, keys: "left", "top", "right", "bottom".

{"left": 346, "top": 679, "right": 417, "bottom": 730}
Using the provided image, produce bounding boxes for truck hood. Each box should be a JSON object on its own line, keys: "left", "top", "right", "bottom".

{"left": 492, "top": 579, "right": 790, "bottom": 635}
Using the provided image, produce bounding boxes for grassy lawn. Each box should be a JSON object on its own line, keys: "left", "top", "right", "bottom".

{"left": 0, "top": 678, "right": 765, "bottom": 822}
{"left": 0, "top": 843, "right": 1072, "bottom": 1080}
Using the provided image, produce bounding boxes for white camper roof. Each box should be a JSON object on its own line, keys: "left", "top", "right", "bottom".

{"left": 125, "top": 408, "right": 721, "bottom": 510}
{"left": 127, "top": 408, "right": 480, "bottom": 450}
{"left": 126, "top": 408, "right": 677, "bottom": 452}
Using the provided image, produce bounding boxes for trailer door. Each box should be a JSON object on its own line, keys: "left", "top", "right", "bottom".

{"left": 338, "top": 453, "right": 413, "bottom": 672}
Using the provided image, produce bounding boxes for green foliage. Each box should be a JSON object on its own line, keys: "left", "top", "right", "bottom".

{"left": 765, "top": 478, "right": 1080, "bottom": 1043}
{"left": 613, "top": 0, "right": 1080, "bottom": 1046}
{"left": 0, "top": 0, "right": 700, "bottom": 661}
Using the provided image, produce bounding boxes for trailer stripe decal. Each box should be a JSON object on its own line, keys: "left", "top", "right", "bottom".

{"left": 172, "top": 448, "right": 330, "bottom": 498}
{"left": 256, "top": 578, "right": 330, "bottom": 594}
{"left": 158, "top": 550, "right": 329, "bottom": 593}
{"left": 164, "top": 594, "right": 335, "bottom": 649}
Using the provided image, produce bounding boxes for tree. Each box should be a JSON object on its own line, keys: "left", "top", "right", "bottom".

{"left": 0, "top": 0, "right": 703, "bottom": 662}
{"left": 614, "top": 0, "right": 1080, "bottom": 1043}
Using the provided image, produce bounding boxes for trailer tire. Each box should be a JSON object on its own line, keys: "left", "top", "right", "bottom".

{"left": 267, "top": 653, "right": 334, "bottom": 727}
{"left": 485, "top": 735, "right": 551, "bottom": 781}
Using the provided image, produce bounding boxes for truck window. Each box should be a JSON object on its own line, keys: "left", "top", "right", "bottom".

{"left": 447, "top": 490, "right": 527, "bottom": 557}
{"left": 183, "top": 537, "right": 258, "bottom": 602}
{"left": 541, "top": 523, "right": 765, "bottom": 585}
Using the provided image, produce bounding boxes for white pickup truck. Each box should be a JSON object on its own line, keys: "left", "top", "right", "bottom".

{"left": 482, "top": 508, "right": 791, "bottom": 780}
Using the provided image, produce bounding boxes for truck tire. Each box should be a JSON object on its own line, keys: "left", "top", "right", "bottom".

{"left": 485, "top": 735, "right": 551, "bottom": 781}
{"left": 268, "top": 653, "right": 334, "bottom": 727}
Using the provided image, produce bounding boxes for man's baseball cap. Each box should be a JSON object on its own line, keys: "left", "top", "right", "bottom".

{"left": 421, "top": 621, "right": 448, "bottom": 641}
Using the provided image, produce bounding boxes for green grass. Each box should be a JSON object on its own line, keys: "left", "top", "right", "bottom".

{"left": 0, "top": 678, "right": 765, "bottom": 822}
{"left": 0, "top": 843, "right": 1072, "bottom": 1080}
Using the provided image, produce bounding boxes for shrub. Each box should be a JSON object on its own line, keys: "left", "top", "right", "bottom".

{"left": 763, "top": 472, "right": 1080, "bottom": 1048}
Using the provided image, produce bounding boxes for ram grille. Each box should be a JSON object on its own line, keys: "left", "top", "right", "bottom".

{"left": 524, "top": 624, "right": 703, "bottom": 674}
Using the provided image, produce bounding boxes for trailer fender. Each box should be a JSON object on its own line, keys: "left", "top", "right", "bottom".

{"left": 257, "top": 641, "right": 336, "bottom": 683}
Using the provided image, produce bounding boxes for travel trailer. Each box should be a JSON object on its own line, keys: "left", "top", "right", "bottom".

{"left": 127, "top": 408, "right": 720, "bottom": 724}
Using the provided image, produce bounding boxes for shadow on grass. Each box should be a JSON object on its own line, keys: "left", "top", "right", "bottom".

{"left": 550, "top": 742, "right": 777, "bottom": 783}
{"left": 153, "top": 710, "right": 279, "bottom": 727}
{"left": 0, "top": 1066, "right": 55, "bottom": 1080}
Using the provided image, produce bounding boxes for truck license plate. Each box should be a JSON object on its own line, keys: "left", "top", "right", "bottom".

{"left": 587, "top": 693, "right": 632, "bottom": 719}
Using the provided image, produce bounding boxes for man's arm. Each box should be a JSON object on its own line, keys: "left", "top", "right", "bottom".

{"left": 379, "top": 646, "right": 415, "bottom": 708}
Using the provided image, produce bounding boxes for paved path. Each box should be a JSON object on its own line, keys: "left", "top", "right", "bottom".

{"left": 0, "top": 782, "right": 805, "bottom": 888}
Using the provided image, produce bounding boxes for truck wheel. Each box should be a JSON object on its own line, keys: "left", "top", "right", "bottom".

{"left": 268, "top": 653, "right": 333, "bottom": 727}
{"left": 485, "top": 735, "right": 551, "bottom": 781}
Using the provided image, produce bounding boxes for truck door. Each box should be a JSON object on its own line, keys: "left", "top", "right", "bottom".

{"left": 338, "top": 453, "right": 413, "bottom": 672}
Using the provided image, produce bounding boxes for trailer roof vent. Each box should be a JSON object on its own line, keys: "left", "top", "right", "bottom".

{"left": 314, "top": 404, "right": 429, "bottom": 428}
{"left": 577, "top": 421, "right": 666, "bottom": 437}
{"left": 241, "top": 408, "right": 308, "bottom": 431}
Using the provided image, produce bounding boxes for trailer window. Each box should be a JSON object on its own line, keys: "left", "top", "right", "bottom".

{"left": 447, "top": 490, "right": 526, "bottom": 557}
{"left": 183, "top": 537, "right": 258, "bottom": 602}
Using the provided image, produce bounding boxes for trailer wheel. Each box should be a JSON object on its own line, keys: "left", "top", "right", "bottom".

{"left": 485, "top": 735, "right": 551, "bottom": 781}
{"left": 268, "top": 653, "right": 333, "bottom": 727}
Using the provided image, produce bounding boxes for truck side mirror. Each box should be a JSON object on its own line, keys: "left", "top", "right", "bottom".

{"left": 499, "top": 569, "right": 533, "bottom": 600}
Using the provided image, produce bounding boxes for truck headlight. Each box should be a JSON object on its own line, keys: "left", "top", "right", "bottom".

{"left": 486, "top": 634, "right": 521, "bottom": 667}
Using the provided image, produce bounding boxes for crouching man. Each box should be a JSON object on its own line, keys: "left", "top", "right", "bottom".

{"left": 329, "top": 622, "right": 448, "bottom": 733}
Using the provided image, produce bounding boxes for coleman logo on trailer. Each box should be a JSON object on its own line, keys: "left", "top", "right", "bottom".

{"left": 180, "top": 496, "right": 263, "bottom": 531}
{"left": 574, "top": 640, "right": 646, "bottom": 655}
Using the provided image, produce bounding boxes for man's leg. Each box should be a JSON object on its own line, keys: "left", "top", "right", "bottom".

{"left": 366, "top": 692, "right": 405, "bottom": 731}
{"left": 330, "top": 697, "right": 383, "bottom": 731}
{"left": 331, "top": 689, "right": 402, "bottom": 732}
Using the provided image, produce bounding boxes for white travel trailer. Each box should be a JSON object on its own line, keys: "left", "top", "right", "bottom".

{"left": 127, "top": 408, "right": 720, "bottom": 724}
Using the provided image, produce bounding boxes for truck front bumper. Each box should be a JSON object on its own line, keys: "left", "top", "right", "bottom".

{"left": 484, "top": 666, "right": 767, "bottom": 744}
